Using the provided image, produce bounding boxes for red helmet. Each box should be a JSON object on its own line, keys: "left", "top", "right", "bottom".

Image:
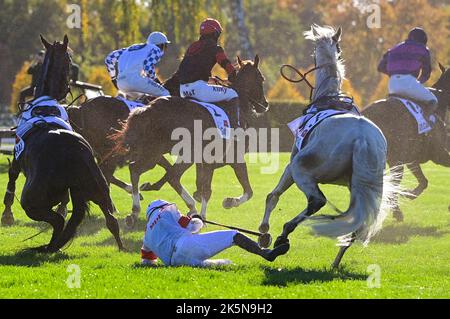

{"left": 200, "top": 18, "right": 223, "bottom": 36}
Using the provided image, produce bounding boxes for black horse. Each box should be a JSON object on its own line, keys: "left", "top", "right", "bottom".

{"left": 363, "top": 64, "right": 450, "bottom": 221}
{"left": 1, "top": 35, "right": 124, "bottom": 253}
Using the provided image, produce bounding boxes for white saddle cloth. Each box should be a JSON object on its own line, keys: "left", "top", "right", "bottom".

{"left": 193, "top": 101, "right": 231, "bottom": 140}
{"left": 15, "top": 96, "right": 73, "bottom": 160}
{"left": 288, "top": 109, "right": 348, "bottom": 150}
{"left": 116, "top": 96, "right": 145, "bottom": 112}
{"left": 394, "top": 98, "right": 433, "bottom": 134}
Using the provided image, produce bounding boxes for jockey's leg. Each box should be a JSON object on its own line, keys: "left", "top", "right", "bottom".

{"left": 181, "top": 80, "right": 238, "bottom": 103}
{"left": 118, "top": 73, "right": 169, "bottom": 97}
{"left": 389, "top": 74, "right": 438, "bottom": 112}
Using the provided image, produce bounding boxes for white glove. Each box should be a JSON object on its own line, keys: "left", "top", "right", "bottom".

{"left": 186, "top": 218, "right": 204, "bottom": 234}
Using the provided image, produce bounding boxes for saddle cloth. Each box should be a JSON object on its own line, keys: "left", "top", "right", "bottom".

{"left": 393, "top": 97, "right": 434, "bottom": 134}
{"left": 193, "top": 101, "right": 231, "bottom": 140}
{"left": 116, "top": 95, "right": 145, "bottom": 112}
{"left": 288, "top": 109, "right": 349, "bottom": 151}
{"left": 15, "top": 96, "right": 73, "bottom": 160}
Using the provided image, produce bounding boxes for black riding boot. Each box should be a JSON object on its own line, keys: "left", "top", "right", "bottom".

{"left": 228, "top": 97, "right": 241, "bottom": 126}
{"left": 233, "top": 233, "right": 290, "bottom": 262}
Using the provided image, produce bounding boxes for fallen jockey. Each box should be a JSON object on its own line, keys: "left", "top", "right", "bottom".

{"left": 177, "top": 18, "right": 239, "bottom": 106}
{"left": 105, "top": 31, "right": 171, "bottom": 99}
{"left": 15, "top": 96, "right": 73, "bottom": 159}
{"left": 378, "top": 27, "right": 438, "bottom": 113}
{"left": 140, "top": 200, "right": 290, "bottom": 267}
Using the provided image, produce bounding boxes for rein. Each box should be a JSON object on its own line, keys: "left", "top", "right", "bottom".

{"left": 280, "top": 63, "right": 335, "bottom": 101}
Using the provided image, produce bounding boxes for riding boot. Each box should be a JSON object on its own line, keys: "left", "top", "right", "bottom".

{"left": 228, "top": 97, "right": 241, "bottom": 127}
{"left": 233, "top": 233, "right": 290, "bottom": 262}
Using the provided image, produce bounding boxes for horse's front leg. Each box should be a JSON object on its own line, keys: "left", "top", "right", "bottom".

{"left": 390, "top": 164, "right": 405, "bottom": 222}
{"left": 259, "top": 164, "right": 294, "bottom": 234}
{"left": 404, "top": 163, "right": 428, "bottom": 200}
{"left": 222, "top": 162, "right": 253, "bottom": 209}
{"left": 125, "top": 160, "right": 147, "bottom": 228}
{"left": 2, "top": 158, "right": 20, "bottom": 226}
{"left": 195, "top": 165, "right": 214, "bottom": 220}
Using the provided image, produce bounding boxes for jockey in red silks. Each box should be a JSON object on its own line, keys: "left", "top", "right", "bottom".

{"left": 105, "top": 32, "right": 171, "bottom": 98}
{"left": 140, "top": 200, "right": 289, "bottom": 267}
{"left": 177, "top": 18, "right": 239, "bottom": 105}
{"left": 378, "top": 27, "right": 438, "bottom": 110}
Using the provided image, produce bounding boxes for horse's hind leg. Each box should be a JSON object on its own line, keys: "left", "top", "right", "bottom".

{"left": 48, "top": 189, "right": 87, "bottom": 252}
{"left": 24, "top": 207, "right": 65, "bottom": 252}
{"left": 259, "top": 164, "right": 294, "bottom": 234}
{"left": 331, "top": 232, "right": 356, "bottom": 269}
{"left": 222, "top": 162, "right": 253, "bottom": 209}
{"left": 404, "top": 163, "right": 428, "bottom": 200}
{"left": 96, "top": 195, "right": 124, "bottom": 251}
{"left": 2, "top": 158, "right": 20, "bottom": 226}
{"left": 195, "top": 165, "right": 214, "bottom": 220}
{"left": 274, "top": 166, "right": 326, "bottom": 247}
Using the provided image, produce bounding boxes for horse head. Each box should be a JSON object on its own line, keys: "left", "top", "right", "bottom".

{"left": 432, "top": 63, "right": 450, "bottom": 119}
{"left": 233, "top": 55, "right": 269, "bottom": 117}
{"left": 304, "top": 24, "right": 345, "bottom": 101}
{"left": 35, "top": 35, "right": 71, "bottom": 101}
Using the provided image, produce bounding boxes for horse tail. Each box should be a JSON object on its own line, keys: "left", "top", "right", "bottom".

{"left": 310, "top": 136, "right": 393, "bottom": 246}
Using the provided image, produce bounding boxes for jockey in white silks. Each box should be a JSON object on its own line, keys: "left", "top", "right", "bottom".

{"left": 104, "top": 32, "right": 171, "bottom": 98}
{"left": 141, "top": 200, "right": 289, "bottom": 267}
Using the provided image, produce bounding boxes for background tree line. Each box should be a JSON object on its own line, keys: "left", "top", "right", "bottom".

{"left": 1, "top": 0, "right": 449, "bottom": 111}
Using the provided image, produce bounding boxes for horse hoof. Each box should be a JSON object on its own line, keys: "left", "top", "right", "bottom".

{"left": 125, "top": 214, "right": 136, "bottom": 229}
{"left": 222, "top": 198, "right": 237, "bottom": 209}
{"left": 1, "top": 213, "right": 14, "bottom": 227}
{"left": 393, "top": 210, "right": 404, "bottom": 222}
{"left": 258, "top": 233, "right": 272, "bottom": 248}
{"left": 403, "top": 191, "right": 418, "bottom": 200}
{"left": 274, "top": 236, "right": 289, "bottom": 248}
{"left": 259, "top": 223, "right": 270, "bottom": 234}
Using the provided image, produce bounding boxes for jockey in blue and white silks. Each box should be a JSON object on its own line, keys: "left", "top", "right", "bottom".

{"left": 105, "top": 32, "right": 171, "bottom": 98}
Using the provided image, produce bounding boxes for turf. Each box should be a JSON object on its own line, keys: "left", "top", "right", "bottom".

{"left": 0, "top": 154, "right": 448, "bottom": 299}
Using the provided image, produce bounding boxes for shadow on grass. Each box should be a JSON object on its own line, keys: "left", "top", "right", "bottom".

{"left": 0, "top": 250, "right": 71, "bottom": 267}
{"left": 81, "top": 236, "right": 143, "bottom": 253}
{"left": 261, "top": 266, "right": 367, "bottom": 286}
{"left": 372, "top": 224, "right": 449, "bottom": 244}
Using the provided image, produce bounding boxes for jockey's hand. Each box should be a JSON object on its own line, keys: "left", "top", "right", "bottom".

{"left": 190, "top": 214, "right": 204, "bottom": 222}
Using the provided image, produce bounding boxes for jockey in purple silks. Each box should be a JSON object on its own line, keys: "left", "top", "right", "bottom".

{"left": 378, "top": 27, "right": 438, "bottom": 111}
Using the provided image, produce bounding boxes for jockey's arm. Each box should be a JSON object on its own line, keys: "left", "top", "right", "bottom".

{"left": 216, "top": 46, "right": 237, "bottom": 80}
{"left": 143, "top": 47, "right": 164, "bottom": 80}
{"left": 174, "top": 212, "right": 204, "bottom": 234}
{"left": 104, "top": 48, "right": 125, "bottom": 79}
{"left": 418, "top": 50, "right": 432, "bottom": 84}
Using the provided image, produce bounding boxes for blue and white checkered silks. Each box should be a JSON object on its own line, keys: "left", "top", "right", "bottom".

{"left": 105, "top": 48, "right": 126, "bottom": 78}
{"left": 142, "top": 47, "right": 163, "bottom": 79}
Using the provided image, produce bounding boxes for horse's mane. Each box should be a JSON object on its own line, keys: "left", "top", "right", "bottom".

{"left": 304, "top": 24, "right": 345, "bottom": 100}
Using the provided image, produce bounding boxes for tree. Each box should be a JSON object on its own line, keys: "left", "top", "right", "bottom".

{"left": 229, "top": 0, "right": 254, "bottom": 59}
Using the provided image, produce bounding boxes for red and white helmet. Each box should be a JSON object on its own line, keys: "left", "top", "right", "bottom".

{"left": 200, "top": 18, "right": 223, "bottom": 36}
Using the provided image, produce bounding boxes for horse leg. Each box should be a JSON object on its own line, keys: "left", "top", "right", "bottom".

{"left": 95, "top": 193, "right": 124, "bottom": 251}
{"left": 331, "top": 232, "right": 356, "bottom": 269}
{"left": 390, "top": 164, "right": 405, "bottom": 222}
{"left": 26, "top": 207, "right": 66, "bottom": 252}
{"left": 55, "top": 192, "right": 70, "bottom": 219}
{"left": 259, "top": 164, "right": 294, "bottom": 234}
{"left": 195, "top": 165, "right": 214, "bottom": 220}
{"left": 166, "top": 162, "right": 197, "bottom": 214}
{"left": 126, "top": 161, "right": 143, "bottom": 228}
{"left": 404, "top": 163, "right": 428, "bottom": 200}
{"left": 140, "top": 156, "right": 173, "bottom": 192}
{"left": 222, "top": 162, "right": 253, "bottom": 209}
{"left": 274, "top": 169, "right": 326, "bottom": 248}
{"left": 1, "top": 158, "right": 20, "bottom": 226}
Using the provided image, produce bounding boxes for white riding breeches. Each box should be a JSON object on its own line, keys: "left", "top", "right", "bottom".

{"left": 171, "top": 230, "right": 238, "bottom": 267}
{"left": 389, "top": 74, "right": 438, "bottom": 104}
{"left": 117, "top": 72, "right": 170, "bottom": 97}
{"left": 180, "top": 80, "right": 238, "bottom": 103}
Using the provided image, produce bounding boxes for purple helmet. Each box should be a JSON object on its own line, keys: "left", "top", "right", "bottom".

{"left": 408, "top": 27, "right": 428, "bottom": 45}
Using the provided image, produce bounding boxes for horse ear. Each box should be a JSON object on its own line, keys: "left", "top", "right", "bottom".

{"left": 40, "top": 34, "right": 51, "bottom": 50}
{"left": 237, "top": 55, "right": 243, "bottom": 67}
{"left": 332, "top": 27, "right": 342, "bottom": 42}
{"left": 63, "top": 34, "right": 69, "bottom": 50}
{"left": 254, "top": 55, "right": 260, "bottom": 68}
{"left": 438, "top": 62, "right": 446, "bottom": 74}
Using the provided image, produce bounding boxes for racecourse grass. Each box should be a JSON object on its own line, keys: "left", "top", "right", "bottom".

{"left": 0, "top": 154, "right": 449, "bottom": 298}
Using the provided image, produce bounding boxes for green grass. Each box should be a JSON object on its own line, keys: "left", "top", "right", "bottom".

{"left": 0, "top": 153, "right": 449, "bottom": 298}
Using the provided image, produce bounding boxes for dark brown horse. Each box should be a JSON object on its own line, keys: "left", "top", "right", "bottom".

{"left": 363, "top": 64, "right": 450, "bottom": 221}
{"left": 111, "top": 56, "right": 269, "bottom": 227}
{"left": 1, "top": 35, "right": 124, "bottom": 252}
